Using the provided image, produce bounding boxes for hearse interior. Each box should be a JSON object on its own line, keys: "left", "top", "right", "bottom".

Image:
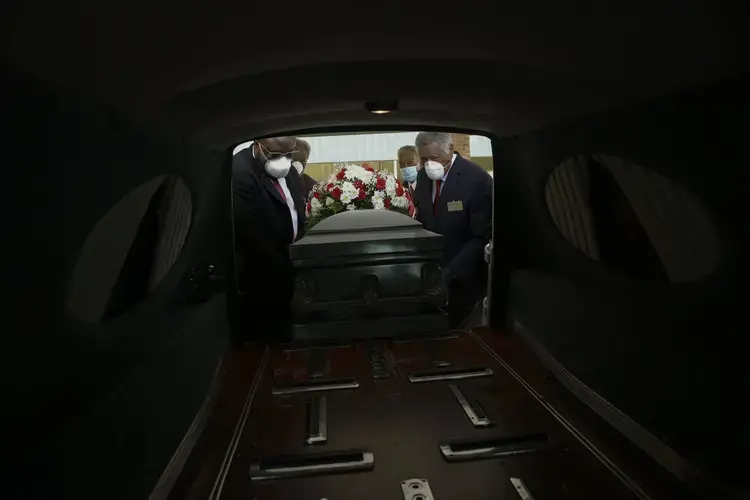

{"left": 2, "top": 2, "right": 747, "bottom": 499}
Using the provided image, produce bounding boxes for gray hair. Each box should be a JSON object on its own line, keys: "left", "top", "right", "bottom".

{"left": 415, "top": 132, "right": 453, "bottom": 153}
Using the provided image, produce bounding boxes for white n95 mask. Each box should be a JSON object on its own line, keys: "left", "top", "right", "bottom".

{"left": 265, "top": 157, "right": 292, "bottom": 178}
{"left": 424, "top": 160, "right": 445, "bottom": 181}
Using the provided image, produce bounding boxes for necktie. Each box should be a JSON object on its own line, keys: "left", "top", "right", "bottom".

{"left": 273, "top": 179, "right": 287, "bottom": 202}
{"left": 433, "top": 179, "right": 442, "bottom": 215}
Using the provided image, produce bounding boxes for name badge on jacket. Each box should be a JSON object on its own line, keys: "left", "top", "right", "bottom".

{"left": 447, "top": 200, "right": 464, "bottom": 212}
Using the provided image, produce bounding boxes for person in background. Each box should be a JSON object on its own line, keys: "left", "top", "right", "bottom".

{"left": 292, "top": 138, "right": 317, "bottom": 202}
{"left": 413, "top": 132, "right": 492, "bottom": 328}
{"left": 397, "top": 145, "right": 420, "bottom": 199}
{"left": 232, "top": 137, "right": 306, "bottom": 341}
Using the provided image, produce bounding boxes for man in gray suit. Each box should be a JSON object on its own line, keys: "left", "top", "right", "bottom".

{"left": 413, "top": 132, "right": 493, "bottom": 328}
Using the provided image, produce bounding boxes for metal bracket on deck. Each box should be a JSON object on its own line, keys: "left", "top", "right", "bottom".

{"left": 305, "top": 395, "right": 328, "bottom": 445}
{"left": 439, "top": 432, "right": 550, "bottom": 462}
{"left": 250, "top": 450, "right": 374, "bottom": 481}
{"left": 510, "top": 477, "right": 535, "bottom": 500}
{"left": 408, "top": 367, "right": 493, "bottom": 383}
{"left": 401, "top": 478, "right": 435, "bottom": 500}
{"left": 449, "top": 384, "right": 493, "bottom": 428}
{"left": 272, "top": 377, "right": 359, "bottom": 395}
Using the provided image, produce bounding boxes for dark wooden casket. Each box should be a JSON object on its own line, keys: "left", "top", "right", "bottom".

{"left": 289, "top": 210, "right": 449, "bottom": 340}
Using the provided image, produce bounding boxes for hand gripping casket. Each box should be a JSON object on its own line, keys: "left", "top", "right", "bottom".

{"left": 289, "top": 210, "right": 449, "bottom": 340}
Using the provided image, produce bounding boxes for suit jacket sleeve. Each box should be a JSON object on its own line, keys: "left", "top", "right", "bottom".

{"left": 446, "top": 174, "right": 492, "bottom": 282}
{"left": 232, "top": 160, "right": 276, "bottom": 269}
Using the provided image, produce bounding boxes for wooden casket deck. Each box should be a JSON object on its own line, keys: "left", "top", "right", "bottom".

{"left": 167, "top": 329, "right": 696, "bottom": 500}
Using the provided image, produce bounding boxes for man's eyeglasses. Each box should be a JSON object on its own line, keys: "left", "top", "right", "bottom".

{"left": 258, "top": 142, "right": 297, "bottom": 161}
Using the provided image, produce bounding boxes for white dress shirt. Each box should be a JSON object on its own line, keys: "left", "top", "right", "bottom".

{"left": 277, "top": 176, "right": 298, "bottom": 241}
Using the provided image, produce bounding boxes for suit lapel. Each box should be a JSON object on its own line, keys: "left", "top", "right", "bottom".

{"left": 435, "top": 157, "right": 463, "bottom": 219}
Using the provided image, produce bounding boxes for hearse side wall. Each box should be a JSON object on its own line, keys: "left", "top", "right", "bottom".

{"left": 490, "top": 75, "right": 746, "bottom": 483}
{"left": 2, "top": 67, "right": 230, "bottom": 499}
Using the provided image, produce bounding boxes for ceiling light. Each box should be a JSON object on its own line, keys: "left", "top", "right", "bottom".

{"left": 365, "top": 100, "right": 398, "bottom": 114}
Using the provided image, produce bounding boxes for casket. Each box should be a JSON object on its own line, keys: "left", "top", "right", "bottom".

{"left": 289, "top": 210, "right": 449, "bottom": 340}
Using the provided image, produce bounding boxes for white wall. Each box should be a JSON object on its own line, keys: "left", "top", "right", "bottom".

{"left": 233, "top": 133, "right": 493, "bottom": 160}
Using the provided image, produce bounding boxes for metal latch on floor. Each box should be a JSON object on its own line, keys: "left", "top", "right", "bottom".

{"left": 401, "top": 478, "right": 435, "bottom": 500}
{"left": 510, "top": 477, "right": 535, "bottom": 499}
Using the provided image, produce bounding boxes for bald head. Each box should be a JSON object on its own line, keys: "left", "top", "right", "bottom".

{"left": 257, "top": 136, "right": 296, "bottom": 154}
{"left": 397, "top": 145, "right": 419, "bottom": 169}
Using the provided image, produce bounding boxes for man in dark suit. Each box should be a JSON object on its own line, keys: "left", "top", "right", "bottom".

{"left": 292, "top": 138, "right": 318, "bottom": 203}
{"left": 232, "top": 136, "right": 306, "bottom": 341}
{"left": 414, "top": 132, "right": 492, "bottom": 328}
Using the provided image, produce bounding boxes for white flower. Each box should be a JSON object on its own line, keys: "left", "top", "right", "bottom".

{"left": 372, "top": 197, "right": 385, "bottom": 210}
{"left": 385, "top": 176, "right": 397, "bottom": 197}
{"left": 310, "top": 197, "right": 323, "bottom": 214}
{"left": 340, "top": 181, "right": 359, "bottom": 204}
{"left": 344, "top": 165, "right": 374, "bottom": 184}
{"left": 346, "top": 204, "right": 357, "bottom": 211}
{"left": 371, "top": 189, "right": 385, "bottom": 199}
{"left": 392, "top": 194, "right": 409, "bottom": 208}
{"left": 325, "top": 197, "right": 335, "bottom": 206}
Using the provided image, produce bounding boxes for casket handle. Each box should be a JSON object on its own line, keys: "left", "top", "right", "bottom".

{"left": 360, "top": 274, "right": 381, "bottom": 314}
{"left": 420, "top": 263, "right": 448, "bottom": 307}
{"left": 291, "top": 273, "right": 315, "bottom": 317}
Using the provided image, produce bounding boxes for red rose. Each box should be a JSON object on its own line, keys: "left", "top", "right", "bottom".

{"left": 362, "top": 163, "right": 371, "bottom": 168}
{"left": 306, "top": 201, "right": 312, "bottom": 213}
{"left": 396, "top": 185, "right": 405, "bottom": 197}
{"left": 313, "top": 192, "right": 321, "bottom": 199}
{"left": 358, "top": 188, "right": 366, "bottom": 200}
{"left": 353, "top": 180, "right": 364, "bottom": 189}
{"left": 375, "top": 178, "right": 386, "bottom": 190}
{"left": 331, "top": 187, "right": 342, "bottom": 200}
{"left": 326, "top": 183, "right": 334, "bottom": 191}
{"left": 384, "top": 197, "right": 391, "bottom": 209}
{"left": 336, "top": 169, "right": 346, "bottom": 180}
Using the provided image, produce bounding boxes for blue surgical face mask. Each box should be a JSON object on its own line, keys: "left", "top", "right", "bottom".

{"left": 401, "top": 166, "right": 418, "bottom": 183}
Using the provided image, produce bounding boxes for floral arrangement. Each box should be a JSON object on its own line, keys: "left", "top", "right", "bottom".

{"left": 305, "top": 163, "right": 415, "bottom": 230}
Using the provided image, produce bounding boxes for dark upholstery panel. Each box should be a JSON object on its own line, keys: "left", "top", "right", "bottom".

{"left": 2, "top": 67, "right": 231, "bottom": 499}
{"left": 491, "top": 74, "right": 746, "bottom": 486}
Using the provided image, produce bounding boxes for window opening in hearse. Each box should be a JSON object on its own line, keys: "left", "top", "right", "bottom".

{"left": 231, "top": 131, "right": 494, "bottom": 342}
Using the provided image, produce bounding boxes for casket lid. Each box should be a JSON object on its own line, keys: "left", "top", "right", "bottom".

{"left": 291, "top": 210, "right": 444, "bottom": 261}
{"left": 307, "top": 209, "right": 421, "bottom": 235}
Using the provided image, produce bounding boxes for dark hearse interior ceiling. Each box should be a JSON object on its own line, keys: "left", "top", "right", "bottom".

{"left": 3, "top": 1, "right": 748, "bottom": 143}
